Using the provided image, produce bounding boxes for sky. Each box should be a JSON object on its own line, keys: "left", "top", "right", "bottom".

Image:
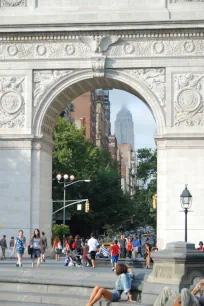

{"left": 109, "top": 89, "right": 156, "bottom": 150}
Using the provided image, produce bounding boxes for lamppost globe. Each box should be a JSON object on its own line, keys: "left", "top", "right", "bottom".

{"left": 180, "top": 185, "right": 192, "bottom": 210}
{"left": 70, "top": 175, "right": 75, "bottom": 181}
{"left": 56, "top": 173, "right": 62, "bottom": 181}
{"left": 180, "top": 184, "right": 192, "bottom": 242}
{"left": 63, "top": 174, "right": 69, "bottom": 180}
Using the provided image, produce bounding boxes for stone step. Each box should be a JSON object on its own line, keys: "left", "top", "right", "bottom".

{"left": 0, "top": 294, "right": 143, "bottom": 306}
{"left": 0, "top": 291, "right": 87, "bottom": 306}
{"left": 0, "top": 283, "right": 93, "bottom": 296}
{"left": 0, "top": 299, "right": 146, "bottom": 306}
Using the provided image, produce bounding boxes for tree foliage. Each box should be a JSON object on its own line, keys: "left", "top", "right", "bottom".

{"left": 52, "top": 118, "right": 136, "bottom": 235}
{"left": 134, "top": 148, "right": 157, "bottom": 229}
{"left": 52, "top": 224, "right": 70, "bottom": 237}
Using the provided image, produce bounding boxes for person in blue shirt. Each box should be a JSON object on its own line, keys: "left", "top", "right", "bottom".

{"left": 14, "top": 229, "right": 26, "bottom": 267}
{"left": 86, "top": 264, "right": 133, "bottom": 305}
{"left": 132, "top": 236, "right": 141, "bottom": 260}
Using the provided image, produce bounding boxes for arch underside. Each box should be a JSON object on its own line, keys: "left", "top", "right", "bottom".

{"left": 36, "top": 70, "right": 164, "bottom": 140}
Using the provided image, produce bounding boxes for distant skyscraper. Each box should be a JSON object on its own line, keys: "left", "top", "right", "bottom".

{"left": 115, "top": 107, "right": 134, "bottom": 150}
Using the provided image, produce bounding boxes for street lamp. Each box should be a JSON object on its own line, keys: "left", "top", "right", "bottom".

{"left": 56, "top": 174, "right": 91, "bottom": 228}
{"left": 180, "top": 185, "right": 192, "bottom": 242}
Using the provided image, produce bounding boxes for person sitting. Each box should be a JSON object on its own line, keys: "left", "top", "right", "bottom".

{"left": 86, "top": 263, "right": 133, "bottom": 306}
{"left": 197, "top": 241, "right": 204, "bottom": 251}
{"left": 153, "top": 278, "right": 204, "bottom": 306}
{"left": 96, "top": 245, "right": 109, "bottom": 258}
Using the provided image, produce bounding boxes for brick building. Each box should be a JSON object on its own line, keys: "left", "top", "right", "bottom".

{"left": 62, "top": 90, "right": 110, "bottom": 150}
{"left": 118, "top": 143, "right": 136, "bottom": 197}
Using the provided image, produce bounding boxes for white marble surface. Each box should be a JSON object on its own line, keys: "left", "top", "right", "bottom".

{"left": 0, "top": 0, "right": 204, "bottom": 249}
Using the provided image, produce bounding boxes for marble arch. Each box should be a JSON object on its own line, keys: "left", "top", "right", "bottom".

{"left": 33, "top": 69, "right": 165, "bottom": 138}
{"left": 0, "top": 0, "right": 204, "bottom": 249}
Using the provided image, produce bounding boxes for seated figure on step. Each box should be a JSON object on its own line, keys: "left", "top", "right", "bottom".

{"left": 154, "top": 278, "right": 204, "bottom": 306}
{"left": 86, "top": 264, "right": 133, "bottom": 306}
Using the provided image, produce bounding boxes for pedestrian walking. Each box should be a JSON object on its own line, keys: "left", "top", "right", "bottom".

{"left": 132, "top": 236, "right": 140, "bottom": 259}
{"left": 30, "top": 228, "right": 42, "bottom": 268}
{"left": 72, "top": 235, "right": 82, "bottom": 255}
{"left": 9, "top": 237, "right": 15, "bottom": 259}
{"left": 87, "top": 233, "right": 99, "bottom": 268}
{"left": 119, "top": 234, "right": 127, "bottom": 258}
{"left": 144, "top": 242, "right": 150, "bottom": 269}
{"left": 110, "top": 240, "right": 120, "bottom": 271}
{"left": 127, "top": 238, "right": 133, "bottom": 259}
{"left": 86, "top": 264, "right": 133, "bottom": 306}
{"left": 53, "top": 236, "right": 62, "bottom": 261}
{"left": 0, "top": 235, "right": 7, "bottom": 259}
{"left": 64, "top": 238, "right": 71, "bottom": 255}
{"left": 14, "top": 230, "right": 26, "bottom": 267}
{"left": 41, "top": 231, "right": 47, "bottom": 263}
{"left": 82, "top": 244, "right": 89, "bottom": 267}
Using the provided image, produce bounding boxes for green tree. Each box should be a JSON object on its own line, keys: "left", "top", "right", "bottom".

{"left": 52, "top": 224, "right": 70, "bottom": 237}
{"left": 134, "top": 148, "right": 157, "bottom": 229}
{"left": 52, "top": 118, "right": 135, "bottom": 235}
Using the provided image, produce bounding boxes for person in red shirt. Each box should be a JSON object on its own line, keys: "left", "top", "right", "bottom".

{"left": 127, "top": 238, "right": 133, "bottom": 259}
{"left": 197, "top": 241, "right": 204, "bottom": 251}
{"left": 110, "top": 240, "right": 120, "bottom": 271}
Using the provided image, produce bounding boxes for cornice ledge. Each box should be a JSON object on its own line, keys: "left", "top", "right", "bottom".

{"left": 0, "top": 134, "right": 34, "bottom": 140}
{"left": 1, "top": 27, "right": 204, "bottom": 41}
{"left": 1, "top": 20, "right": 204, "bottom": 33}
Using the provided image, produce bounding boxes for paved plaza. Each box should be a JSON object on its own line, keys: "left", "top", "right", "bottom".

{"left": 0, "top": 258, "right": 150, "bottom": 306}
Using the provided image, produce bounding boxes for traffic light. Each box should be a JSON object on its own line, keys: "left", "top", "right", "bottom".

{"left": 85, "top": 200, "right": 90, "bottom": 213}
{"left": 152, "top": 195, "right": 157, "bottom": 209}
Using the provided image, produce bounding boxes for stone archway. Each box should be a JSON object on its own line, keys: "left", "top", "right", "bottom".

{"left": 31, "top": 68, "right": 165, "bottom": 246}
{"left": 1, "top": 1, "right": 204, "bottom": 249}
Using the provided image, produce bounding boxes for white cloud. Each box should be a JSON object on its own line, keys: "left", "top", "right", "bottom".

{"left": 110, "top": 89, "right": 156, "bottom": 150}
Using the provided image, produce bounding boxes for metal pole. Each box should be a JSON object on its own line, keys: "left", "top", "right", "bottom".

{"left": 63, "top": 181, "right": 66, "bottom": 226}
{"left": 185, "top": 208, "right": 188, "bottom": 242}
{"left": 63, "top": 181, "right": 66, "bottom": 245}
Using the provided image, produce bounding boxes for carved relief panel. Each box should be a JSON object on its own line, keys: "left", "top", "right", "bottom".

{"left": 124, "top": 68, "right": 166, "bottom": 108}
{"left": 173, "top": 73, "right": 204, "bottom": 126}
{"left": 33, "top": 70, "right": 72, "bottom": 107}
{"left": 0, "top": 76, "right": 25, "bottom": 128}
{"left": 0, "top": 0, "right": 26, "bottom": 6}
{"left": 0, "top": 35, "right": 204, "bottom": 61}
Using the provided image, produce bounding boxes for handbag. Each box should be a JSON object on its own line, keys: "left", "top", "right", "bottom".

{"left": 28, "top": 245, "right": 33, "bottom": 255}
{"left": 144, "top": 252, "right": 147, "bottom": 259}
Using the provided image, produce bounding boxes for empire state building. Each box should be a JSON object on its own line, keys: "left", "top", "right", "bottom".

{"left": 115, "top": 107, "right": 134, "bottom": 150}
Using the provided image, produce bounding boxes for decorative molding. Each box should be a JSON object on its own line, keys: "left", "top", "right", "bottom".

{"left": 106, "top": 39, "right": 204, "bottom": 57}
{"left": 173, "top": 73, "right": 204, "bottom": 126}
{"left": 0, "top": 76, "right": 25, "bottom": 128}
{"left": 0, "top": 38, "right": 204, "bottom": 61}
{"left": 91, "top": 56, "right": 106, "bottom": 78}
{"left": 1, "top": 0, "right": 26, "bottom": 6}
{"left": 169, "top": 0, "right": 204, "bottom": 3}
{"left": 156, "top": 138, "right": 204, "bottom": 149}
{"left": 1, "top": 30, "right": 204, "bottom": 41}
{"left": 79, "top": 35, "right": 119, "bottom": 55}
{"left": 125, "top": 69, "right": 166, "bottom": 107}
{"left": 33, "top": 70, "right": 72, "bottom": 107}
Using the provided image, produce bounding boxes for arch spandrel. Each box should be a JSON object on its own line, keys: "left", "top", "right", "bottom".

{"left": 33, "top": 69, "right": 166, "bottom": 139}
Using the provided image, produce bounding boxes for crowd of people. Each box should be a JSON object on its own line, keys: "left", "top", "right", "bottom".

{"left": 0, "top": 229, "right": 47, "bottom": 267}
{"left": 0, "top": 231, "right": 152, "bottom": 269}
{"left": 52, "top": 233, "right": 152, "bottom": 269}
{"left": 1, "top": 229, "right": 204, "bottom": 270}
